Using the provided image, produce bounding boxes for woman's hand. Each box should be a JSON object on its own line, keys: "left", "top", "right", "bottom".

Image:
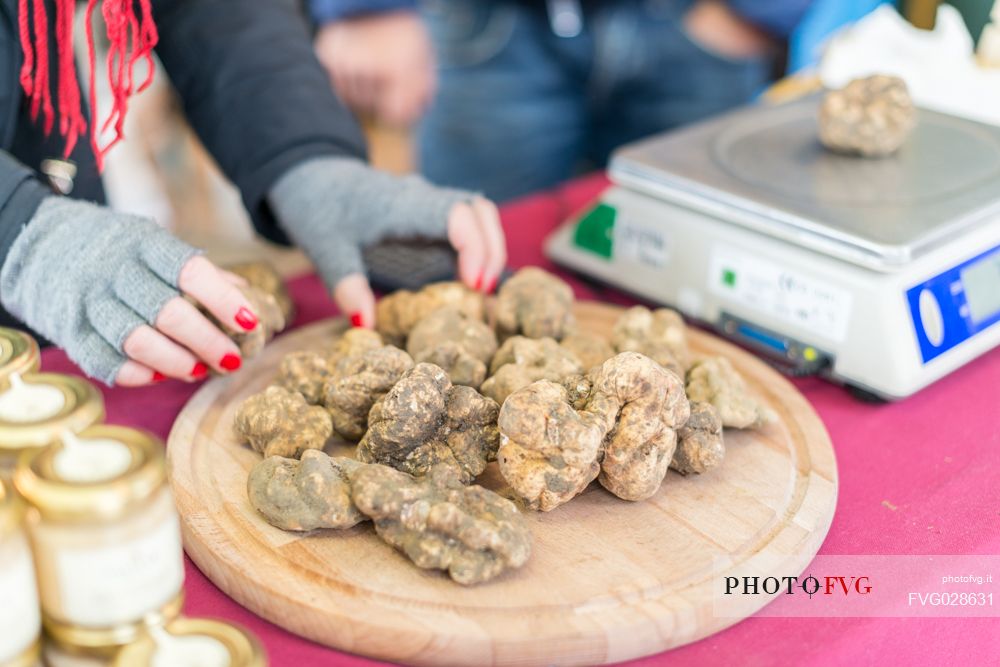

{"left": 268, "top": 158, "right": 508, "bottom": 330}
{"left": 115, "top": 257, "right": 258, "bottom": 386}
{"left": 333, "top": 196, "right": 506, "bottom": 329}
{"left": 448, "top": 197, "right": 507, "bottom": 293}
{"left": 0, "top": 197, "right": 259, "bottom": 387}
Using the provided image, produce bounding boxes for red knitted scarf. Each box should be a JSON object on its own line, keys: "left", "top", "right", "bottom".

{"left": 17, "top": 0, "right": 158, "bottom": 170}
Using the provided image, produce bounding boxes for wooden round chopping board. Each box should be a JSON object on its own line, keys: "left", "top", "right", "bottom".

{"left": 167, "top": 301, "right": 837, "bottom": 667}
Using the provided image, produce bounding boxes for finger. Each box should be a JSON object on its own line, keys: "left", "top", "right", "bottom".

{"left": 333, "top": 273, "right": 376, "bottom": 329}
{"left": 345, "top": 71, "right": 367, "bottom": 112}
{"left": 123, "top": 324, "right": 208, "bottom": 380}
{"left": 83, "top": 296, "right": 176, "bottom": 386}
{"left": 115, "top": 360, "right": 159, "bottom": 387}
{"left": 348, "top": 65, "right": 378, "bottom": 114}
{"left": 447, "top": 202, "right": 489, "bottom": 290}
{"left": 381, "top": 76, "right": 425, "bottom": 126}
{"left": 113, "top": 263, "right": 180, "bottom": 328}
{"left": 154, "top": 297, "right": 242, "bottom": 374}
{"left": 379, "top": 86, "right": 411, "bottom": 127}
{"left": 471, "top": 197, "right": 507, "bottom": 292}
{"left": 178, "top": 256, "right": 259, "bottom": 334}
{"left": 397, "top": 70, "right": 435, "bottom": 126}
{"left": 330, "top": 67, "right": 356, "bottom": 108}
{"left": 85, "top": 294, "right": 147, "bottom": 356}
{"left": 74, "top": 329, "right": 133, "bottom": 387}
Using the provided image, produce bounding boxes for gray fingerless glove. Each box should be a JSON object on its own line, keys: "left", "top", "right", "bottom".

{"left": 267, "top": 157, "right": 474, "bottom": 290}
{"left": 0, "top": 197, "right": 199, "bottom": 384}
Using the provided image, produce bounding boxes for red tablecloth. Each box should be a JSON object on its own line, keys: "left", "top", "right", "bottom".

{"left": 40, "top": 174, "right": 1000, "bottom": 666}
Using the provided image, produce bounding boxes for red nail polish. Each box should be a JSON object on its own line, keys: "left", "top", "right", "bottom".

{"left": 191, "top": 362, "right": 209, "bottom": 378}
{"left": 474, "top": 273, "right": 483, "bottom": 291}
{"left": 350, "top": 312, "right": 364, "bottom": 328}
{"left": 220, "top": 354, "right": 242, "bottom": 371}
{"left": 486, "top": 276, "right": 498, "bottom": 293}
{"left": 234, "top": 307, "right": 258, "bottom": 331}
{"left": 152, "top": 372, "right": 166, "bottom": 382}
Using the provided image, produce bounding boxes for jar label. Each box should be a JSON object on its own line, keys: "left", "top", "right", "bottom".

{"left": 0, "top": 538, "right": 41, "bottom": 661}
{"left": 55, "top": 513, "right": 184, "bottom": 626}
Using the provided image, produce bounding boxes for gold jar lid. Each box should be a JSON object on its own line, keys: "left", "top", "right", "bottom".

{"left": 0, "top": 373, "right": 104, "bottom": 454}
{"left": 113, "top": 618, "right": 266, "bottom": 667}
{"left": 0, "top": 477, "right": 26, "bottom": 539}
{"left": 0, "top": 328, "right": 40, "bottom": 387}
{"left": 45, "top": 593, "right": 184, "bottom": 658}
{"left": 14, "top": 425, "right": 165, "bottom": 523}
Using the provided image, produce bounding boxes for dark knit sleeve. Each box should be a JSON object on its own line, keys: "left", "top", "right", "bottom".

{"left": 152, "top": 0, "right": 367, "bottom": 245}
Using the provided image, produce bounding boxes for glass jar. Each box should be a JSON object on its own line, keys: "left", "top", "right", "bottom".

{"left": 114, "top": 618, "right": 267, "bottom": 667}
{"left": 0, "top": 328, "right": 40, "bottom": 385}
{"left": 14, "top": 426, "right": 184, "bottom": 656}
{"left": 0, "top": 373, "right": 104, "bottom": 475}
{"left": 0, "top": 479, "right": 42, "bottom": 667}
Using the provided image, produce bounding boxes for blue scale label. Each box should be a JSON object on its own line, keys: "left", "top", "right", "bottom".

{"left": 907, "top": 242, "right": 1000, "bottom": 364}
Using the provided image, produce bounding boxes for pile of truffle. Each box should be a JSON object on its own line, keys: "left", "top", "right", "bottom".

{"left": 233, "top": 268, "right": 774, "bottom": 585}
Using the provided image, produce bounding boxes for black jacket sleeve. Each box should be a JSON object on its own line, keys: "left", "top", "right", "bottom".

{"left": 0, "top": 2, "right": 52, "bottom": 275}
{"left": 152, "top": 0, "right": 367, "bottom": 245}
{"left": 0, "top": 151, "right": 50, "bottom": 269}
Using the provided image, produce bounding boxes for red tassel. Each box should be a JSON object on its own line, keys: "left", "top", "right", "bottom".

{"left": 85, "top": 0, "right": 100, "bottom": 165}
{"left": 17, "top": 0, "right": 34, "bottom": 95}
{"left": 135, "top": 0, "right": 157, "bottom": 93}
{"left": 56, "top": 0, "right": 85, "bottom": 156}
{"left": 30, "top": 0, "right": 53, "bottom": 134}
{"left": 17, "top": 0, "right": 158, "bottom": 170}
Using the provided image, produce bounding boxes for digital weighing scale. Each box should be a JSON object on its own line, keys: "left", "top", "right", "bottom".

{"left": 545, "top": 97, "right": 1000, "bottom": 399}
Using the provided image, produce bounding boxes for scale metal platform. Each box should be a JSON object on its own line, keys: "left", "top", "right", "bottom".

{"left": 546, "top": 96, "right": 1000, "bottom": 399}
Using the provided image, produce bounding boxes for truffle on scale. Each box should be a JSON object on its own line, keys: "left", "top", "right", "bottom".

{"left": 818, "top": 74, "right": 916, "bottom": 158}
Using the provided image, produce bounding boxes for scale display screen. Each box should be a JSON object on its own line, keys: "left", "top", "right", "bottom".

{"left": 961, "top": 250, "right": 1000, "bottom": 324}
{"left": 907, "top": 241, "right": 1000, "bottom": 365}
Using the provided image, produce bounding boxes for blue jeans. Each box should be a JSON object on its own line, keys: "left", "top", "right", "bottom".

{"left": 418, "top": 0, "right": 774, "bottom": 201}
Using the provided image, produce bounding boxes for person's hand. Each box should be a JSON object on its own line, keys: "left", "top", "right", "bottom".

{"left": 0, "top": 197, "right": 260, "bottom": 386}
{"left": 268, "top": 158, "right": 507, "bottom": 330}
{"left": 114, "top": 257, "right": 257, "bottom": 386}
{"left": 682, "top": 0, "right": 776, "bottom": 60}
{"left": 334, "top": 196, "right": 506, "bottom": 328}
{"left": 315, "top": 11, "right": 436, "bottom": 126}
